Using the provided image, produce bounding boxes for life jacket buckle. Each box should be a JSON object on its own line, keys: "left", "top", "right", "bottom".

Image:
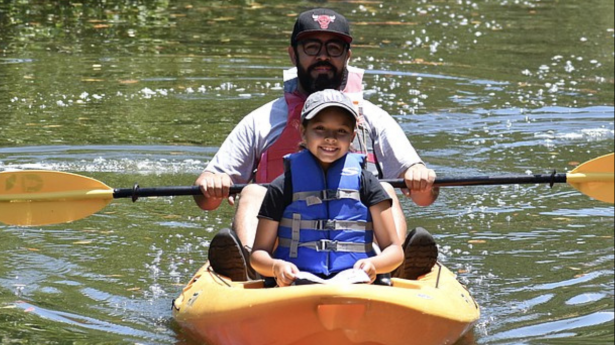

{"left": 316, "top": 239, "right": 338, "bottom": 252}
{"left": 322, "top": 189, "right": 339, "bottom": 201}
{"left": 319, "top": 220, "right": 335, "bottom": 230}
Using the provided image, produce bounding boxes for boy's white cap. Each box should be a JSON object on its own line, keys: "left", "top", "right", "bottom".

{"left": 301, "top": 89, "right": 359, "bottom": 122}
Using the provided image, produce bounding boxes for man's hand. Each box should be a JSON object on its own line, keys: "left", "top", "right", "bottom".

{"left": 401, "top": 164, "right": 439, "bottom": 207}
{"left": 193, "top": 171, "right": 235, "bottom": 210}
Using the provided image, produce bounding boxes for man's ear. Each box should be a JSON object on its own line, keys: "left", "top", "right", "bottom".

{"left": 346, "top": 48, "right": 352, "bottom": 65}
{"left": 288, "top": 46, "right": 297, "bottom": 65}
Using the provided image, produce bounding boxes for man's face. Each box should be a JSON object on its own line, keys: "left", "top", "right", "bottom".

{"left": 289, "top": 32, "right": 351, "bottom": 94}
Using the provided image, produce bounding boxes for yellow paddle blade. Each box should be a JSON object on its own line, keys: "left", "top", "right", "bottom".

{"left": 0, "top": 171, "right": 114, "bottom": 226}
{"left": 567, "top": 153, "right": 614, "bottom": 204}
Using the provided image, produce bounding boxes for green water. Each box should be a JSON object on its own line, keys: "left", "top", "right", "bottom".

{"left": 1, "top": 1, "right": 613, "bottom": 344}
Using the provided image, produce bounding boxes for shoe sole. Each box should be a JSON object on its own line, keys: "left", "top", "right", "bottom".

{"left": 208, "top": 228, "right": 248, "bottom": 281}
{"left": 401, "top": 227, "right": 438, "bottom": 280}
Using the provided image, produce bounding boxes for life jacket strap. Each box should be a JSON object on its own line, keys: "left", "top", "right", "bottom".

{"left": 292, "top": 188, "right": 361, "bottom": 206}
{"left": 290, "top": 213, "right": 301, "bottom": 258}
{"left": 280, "top": 218, "right": 373, "bottom": 231}
{"left": 278, "top": 238, "right": 373, "bottom": 253}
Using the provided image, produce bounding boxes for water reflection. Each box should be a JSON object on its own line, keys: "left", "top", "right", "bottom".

{"left": 1, "top": 0, "right": 614, "bottom": 344}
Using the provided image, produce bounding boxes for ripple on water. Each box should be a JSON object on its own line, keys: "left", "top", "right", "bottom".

{"left": 540, "top": 207, "right": 615, "bottom": 217}
{"left": 566, "top": 293, "right": 609, "bottom": 306}
{"left": 12, "top": 301, "right": 169, "bottom": 341}
{"left": 0, "top": 145, "right": 213, "bottom": 174}
{"left": 484, "top": 311, "right": 614, "bottom": 343}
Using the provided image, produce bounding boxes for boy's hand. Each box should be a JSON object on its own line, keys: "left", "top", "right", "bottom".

{"left": 273, "top": 260, "right": 299, "bottom": 287}
{"left": 354, "top": 259, "right": 377, "bottom": 283}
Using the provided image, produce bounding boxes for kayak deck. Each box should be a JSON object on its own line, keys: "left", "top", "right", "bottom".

{"left": 173, "top": 262, "right": 480, "bottom": 345}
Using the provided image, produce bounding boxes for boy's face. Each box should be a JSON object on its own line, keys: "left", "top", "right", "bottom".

{"left": 301, "top": 107, "right": 356, "bottom": 170}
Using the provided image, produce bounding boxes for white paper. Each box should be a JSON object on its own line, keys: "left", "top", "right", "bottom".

{"left": 293, "top": 269, "right": 371, "bottom": 285}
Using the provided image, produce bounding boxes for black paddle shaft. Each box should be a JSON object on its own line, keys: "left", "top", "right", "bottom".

{"left": 112, "top": 172, "right": 567, "bottom": 202}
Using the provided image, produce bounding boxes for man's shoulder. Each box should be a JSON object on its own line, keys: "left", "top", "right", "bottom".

{"left": 360, "top": 99, "right": 389, "bottom": 116}
{"left": 247, "top": 97, "right": 288, "bottom": 118}
{"left": 358, "top": 100, "right": 394, "bottom": 131}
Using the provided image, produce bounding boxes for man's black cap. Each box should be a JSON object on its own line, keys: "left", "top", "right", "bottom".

{"left": 291, "top": 8, "right": 352, "bottom": 46}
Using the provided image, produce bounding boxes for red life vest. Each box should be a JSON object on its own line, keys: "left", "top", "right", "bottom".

{"left": 255, "top": 67, "right": 375, "bottom": 183}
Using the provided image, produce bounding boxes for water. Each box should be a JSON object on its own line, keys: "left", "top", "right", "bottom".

{"left": 1, "top": 0, "right": 613, "bottom": 344}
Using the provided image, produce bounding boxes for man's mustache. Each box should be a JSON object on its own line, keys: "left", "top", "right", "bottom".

{"left": 308, "top": 62, "right": 336, "bottom": 73}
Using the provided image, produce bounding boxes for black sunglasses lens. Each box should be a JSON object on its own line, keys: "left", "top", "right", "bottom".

{"left": 325, "top": 42, "right": 345, "bottom": 57}
{"left": 301, "top": 40, "right": 346, "bottom": 57}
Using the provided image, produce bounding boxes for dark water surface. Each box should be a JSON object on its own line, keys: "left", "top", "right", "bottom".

{"left": 1, "top": 1, "right": 613, "bottom": 344}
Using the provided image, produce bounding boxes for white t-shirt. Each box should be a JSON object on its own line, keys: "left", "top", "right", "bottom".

{"left": 205, "top": 96, "right": 424, "bottom": 184}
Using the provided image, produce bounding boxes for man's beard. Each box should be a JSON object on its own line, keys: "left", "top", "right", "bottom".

{"left": 297, "top": 61, "right": 347, "bottom": 94}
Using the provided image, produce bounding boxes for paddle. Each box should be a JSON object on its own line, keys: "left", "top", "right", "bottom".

{"left": 1, "top": 153, "right": 612, "bottom": 226}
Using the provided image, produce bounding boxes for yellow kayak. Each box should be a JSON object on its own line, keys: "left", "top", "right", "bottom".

{"left": 172, "top": 262, "right": 480, "bottom": 345}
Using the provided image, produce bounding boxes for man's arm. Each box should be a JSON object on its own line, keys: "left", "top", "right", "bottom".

{"left": 193, "top": 115, "right": 259, "bottom": 210}
{"left": 360, "top": 102, "right": 439, "bottom": 206}
{"left": 361, "top": 102, "right": 423, "bottom": 179}
{"left": 193, "top": 98, "right": 287, "bottom": 210}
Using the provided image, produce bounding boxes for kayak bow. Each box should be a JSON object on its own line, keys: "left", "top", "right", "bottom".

{"left": 172, "top": 261, "right": 480, "bottom": 345}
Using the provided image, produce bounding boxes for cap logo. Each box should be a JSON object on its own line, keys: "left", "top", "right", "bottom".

{"left": 312, "top": 14, "right": 336, "bottom": 29}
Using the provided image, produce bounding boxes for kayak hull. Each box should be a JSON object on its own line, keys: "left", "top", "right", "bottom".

{"left": 173, "top": 262, "right": 480, "bottom": 345}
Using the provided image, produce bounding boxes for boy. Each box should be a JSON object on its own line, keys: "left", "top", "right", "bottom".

{"left": 250, "top": 89, "right": 404, "bottom": 286}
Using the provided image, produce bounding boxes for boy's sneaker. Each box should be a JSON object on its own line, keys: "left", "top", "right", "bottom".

{"left": 208, "top": 228, "right": 256, "bottom": 281}
{"left": 393, "top": 227, "right": 438, "bottom": 280}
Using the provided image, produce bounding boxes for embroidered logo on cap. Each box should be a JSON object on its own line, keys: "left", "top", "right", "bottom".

{"left": 312, "top": 14, "right": 336, "bottom": 29}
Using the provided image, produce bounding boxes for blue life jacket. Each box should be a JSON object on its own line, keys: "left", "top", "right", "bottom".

{"left": 274, "top": 150, "right": 375, "bottom": 276}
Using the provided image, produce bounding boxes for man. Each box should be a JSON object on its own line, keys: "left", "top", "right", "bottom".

{"left": 194, "top": 8, "right": 439, "bottom": 282}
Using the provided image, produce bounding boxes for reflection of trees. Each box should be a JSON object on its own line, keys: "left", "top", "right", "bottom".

{"left": 0, "top": 1, "right": 290, "bottom": 148}
{"left": 0, "top": 0, "right": 173, "bottom": 54}
{"left": 0, "top": 0, "right": 283, "bottom": 57}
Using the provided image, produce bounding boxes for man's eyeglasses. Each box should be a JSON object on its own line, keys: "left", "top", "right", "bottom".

{"left": 299, "top": 39, "right": 348, "bottom": 58}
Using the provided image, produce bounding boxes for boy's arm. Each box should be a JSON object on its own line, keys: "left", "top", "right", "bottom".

{"left": 251, "top": 218, "right": 299, "bottom": 287}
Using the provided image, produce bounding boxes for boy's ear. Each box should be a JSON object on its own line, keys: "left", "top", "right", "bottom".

{"left": 298, "top": 125, "right": 309, "bottom": 149}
